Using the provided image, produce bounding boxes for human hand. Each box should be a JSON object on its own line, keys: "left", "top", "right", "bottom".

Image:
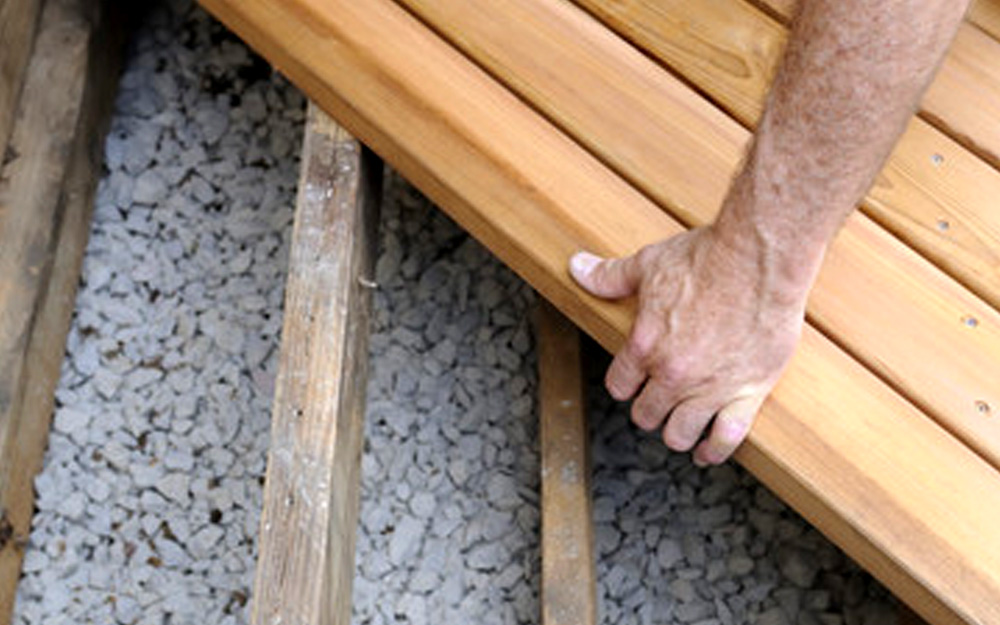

{"left": 569, "top": 226, "right": 810, "bottom": 466}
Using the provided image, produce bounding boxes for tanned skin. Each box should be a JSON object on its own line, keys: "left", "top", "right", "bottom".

{"left": 570, "top": 0, "right": 971, "bottom": 466}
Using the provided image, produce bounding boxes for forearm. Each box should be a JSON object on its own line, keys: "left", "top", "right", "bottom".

{"left": 713, "top": 0, "right": 970, "bottom": 292}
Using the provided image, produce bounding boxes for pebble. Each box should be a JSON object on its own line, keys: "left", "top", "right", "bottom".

{"left": 757, "top": 607, "right": 791, "bottom": 625}
{"left": 132, "top": 170, "right": 168, "bottom": 205}
{"left": 466, "top": 543, "right": 509, "bottom": 571}
{"left": 657, "top": 537, "right": 685, "bottom": 569}
{"left": 727, "top": 554, "right": 756, "bottom": 577}
{"left": 409, "top": 492, "right": 436, "bottom": 518}
{"left": 52, "top": 407, "right": 92, "bottom": 442}
{"left": 156, "top": 473, "right": 191, "bottom": 505}
{"left": 389, "top": 516, "right": 425, "bottom": 567}
{"left": 779, "top": 547, "right": 821, "bottom": 589}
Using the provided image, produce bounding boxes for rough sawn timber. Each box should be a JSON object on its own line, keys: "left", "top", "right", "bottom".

{"left": 0, "top": 0, "right": 125, "bottom": 621}
{"left": 537, "top": 302, "right": 597, "bottom": 625}
{"left": 251, "top": 105, "right": 381, "bottom": 625}
{"left": 0, "top": 0, "right": 43, "bottom": 161}
{"left": 196, "top": 0, "right": 1000, "bottom": 623}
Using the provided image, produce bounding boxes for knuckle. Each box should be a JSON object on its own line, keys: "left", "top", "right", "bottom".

{"left": 606, "top": 377, "right": 632, "bottom": 401}
{"left": 662, "top": 423, "right": 697, "bottom": 452}
{"left": 635, "top": 244, "right": 659, "bottom": 267}
{"left": 653, "top": 357, "right": 688, "bottom": 384}
{"left": 716, "top": 423, "right": 748, "bottom": 449}
{"left": 629, "top": 408, "right": 649, "bottom": 429}
{"left": 629, "top": 382, "right": 673, "bottom": 430}
{"left": 627, "top": 329, "right": 658, "bottom": 362}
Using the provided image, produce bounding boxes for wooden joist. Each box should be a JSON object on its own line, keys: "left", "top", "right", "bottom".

{"left": 0, "top": 0, "right": 43, "bottom": 159}
{"left": 537, "top": 302, "right": 597, "bottom": 625}
{"left": 0, "top": 0, "right": 126, "bottom": 621}
{"left": 196, "top": 0, "right": 1000, "bottom": 622}
{"left": 251, "top": 105, "right": 381, "bottom": 625}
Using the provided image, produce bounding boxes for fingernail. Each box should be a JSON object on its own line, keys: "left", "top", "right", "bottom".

{"left": 569, "top": 251, "right": 602, "bottom": 279}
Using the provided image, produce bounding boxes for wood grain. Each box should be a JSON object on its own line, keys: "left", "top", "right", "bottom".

{"left": 0, "top": 0, "right": 43, "bottom": 161}
{"left": 537, "top": 302, "right": 596, "bottom": 625}
{"left": 196, "top": 1, "right": 1000, "bottom": 623}
{"left": 567, "top": 0, "right": 1000, "bottom": 314}
{"left": 921, "top": 18, "right": 1000, "bottom": 172}
{"left": 0, "top": 0, "right": 124, "bottom": 621}
{"left": 397, "top": 0, "right": 1000, "bottom": 484}
{"left": 755, "top": 0, "right": 1000, "bottom": 38}
{"left": 250, "top": 105, "right": 381, "bottom": 625}
{"left": 901, "top": 603, "right": 933, "bottom": 625}
{"left": 971, "top": 0, "right": 1000, "bottom": 42}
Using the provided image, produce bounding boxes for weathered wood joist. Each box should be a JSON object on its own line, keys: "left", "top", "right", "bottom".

{"left": 196, "top": 0, "right": 1000, "bottom": 623}
{"left": 537, "top": 302, "right": 596, "bottom": 625}
{"left": 251, "top": 105, "right": 381, "bottom": 625}
{"left": 0, "top": 0, "right": 127, "bottom": 621}
{"left": 0, "top": 0, "right": 44, "bottom": 160}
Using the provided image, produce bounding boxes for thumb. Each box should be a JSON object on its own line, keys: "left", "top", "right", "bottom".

{"left": 569, "top": 251, "right": 640, "bottom": 299}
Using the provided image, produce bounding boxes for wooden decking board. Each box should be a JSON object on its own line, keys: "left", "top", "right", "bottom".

{"left": 397, "top": 0, "right": 1000, "bottom": 470}
{"left": 568, "top": 0, "right": 1000, "bottom": 315}
{"left": 196, "top": 1, "right": 1000, "bottom": 622}
{"left": 972, "top": 0, "right": 1000, "bottom": 41}
{"left": 0, "top": 0, "right": 125, "bottom": 621}
{"left": 757, "top": 0, "right": 1000, "bottom": 41}
{"left": 921, "top": 23, "right": 1000, "bottom": 171}
{"left": 251, "top": 106, "right": 380, "bottom": 625}
{"left": 537, "top": 302, "right": 597, "bottom": 625}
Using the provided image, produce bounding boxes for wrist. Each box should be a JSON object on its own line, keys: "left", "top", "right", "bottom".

{"left": 707, "top": 199, "right": 826, "bottom": 310}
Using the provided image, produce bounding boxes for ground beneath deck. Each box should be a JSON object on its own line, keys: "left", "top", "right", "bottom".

{"left": 14, "top": 2, "right": 895, "bottom": 624}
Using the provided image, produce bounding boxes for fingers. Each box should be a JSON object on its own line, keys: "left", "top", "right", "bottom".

{"left": 630, "top": 381, "right": 680, "bottom": 431}
{"left": 569, "top": 251, "right": 640, "bottom": 299}
{"left": 661, "top": 397, "right": 718, "bottom": 452}
{"left": 606, "top": 312, "right": 660, "bottom": 401}
{"left": 692, "top": 395, "right": 764, "bottom": 467}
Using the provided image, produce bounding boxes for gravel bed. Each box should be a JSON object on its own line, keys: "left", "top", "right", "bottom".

{"left": 15, "top": 2, "right": 895, "bottom": 624}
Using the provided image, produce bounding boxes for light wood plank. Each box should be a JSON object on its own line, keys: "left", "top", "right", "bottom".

{"left": 537, "top": 302, "right": 596, "bottom": 625}
{"left": 568, "top": 0, "right": 1000, "bottom": 314}
{"left": 921, "top": 19, "right": 1000, "bottom": 172}
{"left": 971, "top": 0, "right": 1000, "bottom": 42}
{"left": 755, "top": 0, "right": 1000, "bottom": 38}
{"left": 0, "top": 0, "right": 125, "bottom": 621}
{"left": 902, "top": 603, "right": 933, "bottom": 625}
{"left": 251, "top": 104, "right": 381, "bottom": 625}
{"left": 0, "top": 0, "right": 43, "bottom": 161}
{"left": 398, "top": 0, "right": 1000, "bottom": 487}
{"left": 195, "top": 2, "right": 1000, "bottom": 623}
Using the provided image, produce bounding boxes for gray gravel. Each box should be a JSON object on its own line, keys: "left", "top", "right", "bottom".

{"left": 14, "top": 2, "right": 896, "bottom": 624}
